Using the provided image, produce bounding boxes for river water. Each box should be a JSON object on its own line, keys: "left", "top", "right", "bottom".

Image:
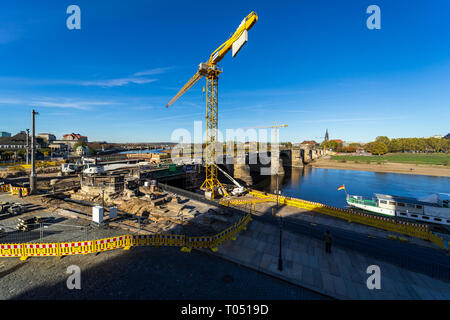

{"left": 254, "top": 167, "right": 450, "bottom": 209}
{"left": 119, "top": 149, "right": 163, "bottom": 154}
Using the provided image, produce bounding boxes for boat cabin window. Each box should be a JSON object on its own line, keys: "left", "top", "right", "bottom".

{"left": 380, "top": 200, "right": 387, "bottom": 204}
{"left": 389, "top": 201, "right": 395, "bottom": 205}
{"left": 399, "top": 212, "right": 407, "bottom": 216}
{"left": 411, "top": 214, "right": 418, "bottom": 218}
{"left": 422, "top": 216, "right": 429, "bottom": 220}
{"left": 416, "top": 205, "right": 422, "bottom": 209}
{"left": 434, "top": 218, "right": 442, "bottom": 222}
{"left": 397, "top": 203, "right": 405, "bottom": 207}
{"left": 447, "top": 220, "right": 450, "bottom": 223}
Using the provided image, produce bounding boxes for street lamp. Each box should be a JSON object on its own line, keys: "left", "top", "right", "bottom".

{"left": 278, "top": 212, "right": 283, "bottom": 271}
{"left": 101, "top": 182, "right": 105, "bottom": 209}
{"left": 30, "top": 109, "right": 39, "bottom": 195}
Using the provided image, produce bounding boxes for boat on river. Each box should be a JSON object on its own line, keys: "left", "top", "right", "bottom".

{"left": 346, "top": 193, "right": 450, "bottom": 226}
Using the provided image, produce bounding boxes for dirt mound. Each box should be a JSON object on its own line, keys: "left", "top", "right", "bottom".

{"left": 116, "top": 198, "right": 154, "bottom": 217}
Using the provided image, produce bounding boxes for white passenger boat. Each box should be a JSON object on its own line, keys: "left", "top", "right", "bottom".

{"left": 346, "top": 193, "right": 450, "bottom": 226}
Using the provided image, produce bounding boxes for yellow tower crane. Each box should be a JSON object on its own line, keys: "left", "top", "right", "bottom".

{"left": 166, "top": 12, "right": 258, "bottom": 199}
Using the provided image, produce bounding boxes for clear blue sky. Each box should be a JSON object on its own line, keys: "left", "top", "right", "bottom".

{"left": 0, "top": 0, "right": 449, "bottom": 143}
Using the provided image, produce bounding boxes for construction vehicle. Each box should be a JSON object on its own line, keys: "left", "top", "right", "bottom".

{"left": 0, "top": 201, "right": 24, "bottom": 216}
{"left": 214, "top": 164, "right": 246, "bottom": 196}
{"left": 166, "top": 12, "right": 258, "bottom": 199}
{"left": 83, "top": 163, "right": 105, "bottom": 175}
{"left": 61, "top": 163, "right": 82, "bottom": 175}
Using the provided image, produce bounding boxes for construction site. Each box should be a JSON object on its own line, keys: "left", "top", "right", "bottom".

{"left": 1, "top": 8, "right": 450, "bottom": 302}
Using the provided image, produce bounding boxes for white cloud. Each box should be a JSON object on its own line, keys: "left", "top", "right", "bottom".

{"left": 133, "top": 67, "right": 175, "bottom": 77}
{"left": 0, "top": 96, "right": 114, "bottom": 110}
{"left": 80, "top": 77, "right": 158, "bottom": 87}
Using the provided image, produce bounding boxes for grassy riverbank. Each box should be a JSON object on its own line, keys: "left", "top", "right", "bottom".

{"left": 331, "top": 153, "right": 450, "bottom": 166}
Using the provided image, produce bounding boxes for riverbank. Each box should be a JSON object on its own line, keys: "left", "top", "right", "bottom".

{"left": 310, "top": 159, "right": 450, "bottom": 177}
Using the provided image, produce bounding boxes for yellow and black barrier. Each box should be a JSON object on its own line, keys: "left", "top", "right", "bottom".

{"left": 248, "top": 190, "right": 445, "bottom": 249}
{"left": 0, "top": 213, "right": 252, "bottom": 260}
{"left": 0, "top": 184, "right": 29, "bottom": 196}
{"left": 0, "top": 184, "right": 11, "bottom": 193}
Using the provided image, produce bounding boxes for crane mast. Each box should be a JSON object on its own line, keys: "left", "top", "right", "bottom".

{"left": 166, "top": 12, "right": 258, "bottom": 199}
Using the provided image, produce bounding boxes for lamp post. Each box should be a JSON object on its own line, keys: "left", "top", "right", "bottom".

{"left": 26, "top": 129, "right": 30, "bottom": 165}
{"left": 278, "top": 210, "right": 283, "bottom": 271}
{"left": 275, "top": 173, "right": 283, "bottom": 271}
{"left": 101, "top": 182, "right": 105, "bottom": 209}
{"left": 30, "top": 109, "right": 39, "bottom": 195}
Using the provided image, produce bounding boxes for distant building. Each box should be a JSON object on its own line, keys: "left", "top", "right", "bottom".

{"left": 430, "top": 134, "right": 443, "bottom": 139}
{"left": 300, "top": 140, "right": 319, "bottom": 148}
{"left": 445, "top": 133, "right": 450, "bottom": 139}
{"left": 37, "top": 133, "right": 56, "bottom": 143}
{"left": 49, "top": 142, "right": 68, "bottom": 151}
{"left": 0, "top": 131, "right": 41, "bottom": 150}
{"left": 62, "top": 133, "right": 88, "bottom": 149}
{"left": 63, "top": 133, "right": 88, "bottom": 143}
{"left": 0, "top": 131, "right": 11, "bottom": 137}
{"left": 75, "top": 145, "right": 88, "bottom": 156}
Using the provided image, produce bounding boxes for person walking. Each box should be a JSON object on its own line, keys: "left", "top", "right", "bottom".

{"left": 324, "top": 230, "right": 333, "bottom": 253}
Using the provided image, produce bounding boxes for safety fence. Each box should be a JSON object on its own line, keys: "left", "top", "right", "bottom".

{"left": 0, "top": 213, "right": 251, "bottom": 260}
{"left": 5, "top": 160, "right": 65, "bottom": 170}
{"left": 219, "top": 198, "right": 272, "bottom": 206}
{"left": 0, "top": 184, "right": 29, "bottom": 196}
{"left": 247, "top": 190, "right": 445, "bottom": 249}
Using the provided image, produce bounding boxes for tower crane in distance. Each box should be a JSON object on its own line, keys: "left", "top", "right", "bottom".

{"left": 166, "top": 12, "right": 258, "bottom": 199}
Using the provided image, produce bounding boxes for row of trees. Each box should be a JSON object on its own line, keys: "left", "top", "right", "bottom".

{"left": 366, "top": 136, "right": 450, "bottom": 155}
{"left": 320, "top": 136, "right": 450, "bottom": 155}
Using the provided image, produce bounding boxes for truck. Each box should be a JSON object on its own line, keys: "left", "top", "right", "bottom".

{"left": 61, "top": 163, "right": 82, "bottom": 175}
{"left": 83, "top": 164, "right": 105, "bottom": 175}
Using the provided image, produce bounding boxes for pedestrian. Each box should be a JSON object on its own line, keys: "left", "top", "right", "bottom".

{"left": 324, "top": 230, "right": 333, "bottom": 253}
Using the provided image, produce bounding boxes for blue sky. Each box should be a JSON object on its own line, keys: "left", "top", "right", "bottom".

{"left": 0, "top": 0, "right": 449, "bottom": 143}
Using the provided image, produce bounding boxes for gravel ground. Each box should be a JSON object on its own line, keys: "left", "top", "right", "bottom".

{"left": 0, "top": 246, "right": 329, "bottom": 300}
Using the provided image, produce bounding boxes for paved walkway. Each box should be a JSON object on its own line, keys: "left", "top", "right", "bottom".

{"left": 253, "top": 201, "right": 439, "bottom": 249}
{"left": 209, "top": 219, "right": 450, "bottom": 299}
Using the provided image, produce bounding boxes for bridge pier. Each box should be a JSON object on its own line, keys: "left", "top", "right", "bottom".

{"left": 233, "top": 156, "right": 253, "bottom": 185}
{"left": 290, "top": 148, "right": 304, "bottom": 168}
{"left": 301, "top": 147, "right": 312, "bottom": 163}
{"left": 270, "top": 156, "right": 285, "bottom": 175}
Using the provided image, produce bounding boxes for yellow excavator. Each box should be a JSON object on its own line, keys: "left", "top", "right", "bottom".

{"left": 166, "top": 12, "right": 258, "bottom": 199}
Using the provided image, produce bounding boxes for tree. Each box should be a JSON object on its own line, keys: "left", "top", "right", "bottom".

{"left": 375, "top": 136, "right": 390, "bottom": 146}
{"left": 371, "top": 142, "right": 388, "bottom": 155}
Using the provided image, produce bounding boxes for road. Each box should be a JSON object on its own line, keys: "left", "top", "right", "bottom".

{"left": 0, "top": 246, "right": 330, "bottom": 300}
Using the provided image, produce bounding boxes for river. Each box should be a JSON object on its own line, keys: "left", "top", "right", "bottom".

{"left": 119, "top": 149, "right": 164, "bottom": 154}
{"left": 254, "top": 167, "right": 450, "bottom": 209}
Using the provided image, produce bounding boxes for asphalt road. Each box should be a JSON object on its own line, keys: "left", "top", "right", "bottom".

{"left": 0, "top": 246, "right": 329, "bottom": 300}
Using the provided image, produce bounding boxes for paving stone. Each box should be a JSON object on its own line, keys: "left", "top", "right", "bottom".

{"left": 332, "top": 275, "right": 348, "bottom": 298}
{"left": 321, "top": 272, "right": 335, "bottom": 295}
{"left": 301, "top": 265, "right": 315, "bottom": 287}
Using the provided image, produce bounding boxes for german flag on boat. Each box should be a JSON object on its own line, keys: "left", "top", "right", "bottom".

{"left": 337, "top": 184, "right": 345, "bottom": 191}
